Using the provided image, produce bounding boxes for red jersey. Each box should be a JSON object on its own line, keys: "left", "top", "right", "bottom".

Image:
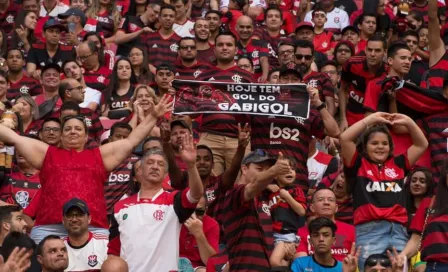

{"left": 37, "top": 146, "right": 108, "bottom": 228}
{"left": 142, "top": 31, "right": 182, "bottom": 67}
{"left": 237, "top": 38, "right": 269, "bottom": 79}
{"left": 313, "top": 30, "right": 335, "bottom": 54}
{"left": 179, "top": 215, "right": 219, "bottom": 268}
{"left": 344, "top": 151, "right": 410, "bottom": 225}
{"left": 95, "top": 10, "right": 115, "bottom": 38}
{"left": 83, "top": 66, "right": 112, "bottom": 93}
{"left": 253, "top": 28, "right": 290, "bottom": 68}
{"left": 296, "top": 220, "right": 355, "bottom": 261}
{"left": 0, "top": 170, "right": 40, "bottom": 209}
{"left": 7, "top": 75, "right": 42, "bottom": 101}
{"left": 255, "top": 11, "right": 296, "bottom": 35}
{"left": 420, "top": 51, "right": 448, "bottom": 94}
{"left": 174, "top": 61, "right": 213, "bottom": 80}
{"left": 303, "top": 71, "right": 335, "bottom": 102}
{"left": 0, "top": 1, "right": 21, "bottom": 39}
{"left": 115, "top": 0, "right": 130, "bottom": 16}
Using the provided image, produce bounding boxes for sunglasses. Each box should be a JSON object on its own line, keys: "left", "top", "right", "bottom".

{"left": 195, "top": 208, "right": 205, "bottom": 216}
{"left": 365, "top": 257, "right": 391, "bottom": 268}
{"left": 62, "top": 114, "right": 86, "bottom": 124}
{"left": 295, "top": 54, "right": 313, "bottom": 61}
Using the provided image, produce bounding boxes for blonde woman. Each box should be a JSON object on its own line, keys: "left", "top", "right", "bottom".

{"left": 86, "top": 0, "right": 121, "bottom": 42}
{"left": 127, "top": 84, "right": 161, "bottom": 137}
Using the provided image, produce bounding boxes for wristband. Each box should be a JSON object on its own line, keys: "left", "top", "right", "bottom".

{"left": 316, "top": 103, "right": 326, "bottom": 111}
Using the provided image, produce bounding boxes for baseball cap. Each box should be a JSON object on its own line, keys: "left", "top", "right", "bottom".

{"left": 242, "top": 149, "right": 276, "bottom": 165}
{"left": 341, "top": 25, "right": 359, "bottom": 36}
{"left": 156, "top": 62, "right": 175, "bottom": 73}
{"left": 43, "top": 17, "right": 67, "bottom": 32}
{"left": 63, "top": 198, "right": 89, "bottom": 215}
{"left": 58, "top": 8, "right": 87, "bottom": 25}
{"left": 295, "top": 22, "right": 314, "bottom": 33}
{"left": 170, "top": 119, "right": 191, "bottom": 131}
{"left": 41, "top": 62, "right": 62, "bottom": 74}
{"left": 279, "top": 65, "right": 302, "bottom": 80}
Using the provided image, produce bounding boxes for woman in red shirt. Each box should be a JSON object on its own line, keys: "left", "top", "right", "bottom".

{"left": 0, "top": 93, "right": 172, "bottom": 243}
{"left": 340, "top": 112, "right": 428, "bottom": 270}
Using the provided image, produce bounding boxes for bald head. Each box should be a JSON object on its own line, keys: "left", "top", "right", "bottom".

{"left": 236, "top": 16, "right": 254, "bottom": 41}
{"left": 101, "top": 256, "right": 129, "bottom": 272}
{"left": 58, "top": 78, "right": 84, "bottom": 103}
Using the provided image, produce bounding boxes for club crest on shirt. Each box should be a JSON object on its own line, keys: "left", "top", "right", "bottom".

{"left": 252, "top": 50, "right": 259, "bottom": 58}
{"left": 231, "top": 74, "right": 242, "bottom": 83}
{"left": 384, "top": 167, "right": 398, "bottom": 179}
{"left": 334, "top": 17, "right": 340, "bottom": 23}
{"left": 20, "top": 85, "right": 30, "bottom": 94}
{"left": 129, "top": 23, "right": 138, "bottom": 32}
{"left": 153, "top": 209, "right": 165, "bottom": 221}
{"left": 6, "top": 15, "right": 14, "bottom": 24}
{"left": 15, "top": 191, "right": 29, "bottom": 208}
{"left": 97, "top": 75, "right": 105, "bottom": 83}
{"left": 193, "top": 69, "right": 202, "bottom": 78}
{"left": 88, "top": 254, "right": 98, "bottom": 267}
{"left": 170, "top": 43, "right": 179, "bottom": 52}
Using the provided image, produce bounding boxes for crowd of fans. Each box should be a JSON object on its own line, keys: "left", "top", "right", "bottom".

{"left": 0, "top": 0, "right": 447, "bottom": 271}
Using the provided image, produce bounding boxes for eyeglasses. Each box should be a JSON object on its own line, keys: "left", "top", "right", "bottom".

{"left": 180, "top": 45, "right": 197, "bottom": 50}
{"left": 67, "top": 86, "right": 83, "bottom": 92}
{"left": 295, "top": 54, "right": 313, "bottom": 61}
{"left": 279, "top": 49, "right": 294, "bottom": 56}
{"left": 76, "top": 53, "right": 94, "bottom": 62}
{"left": 62, "top": 114, "right": 85, "bottom": 124}
{"left": 195, "top": 208, "right": 205, "bottom": 216}
{"left": 365, "top": 257, "right": 391, "bottom": 268}
{"left": 64, "top": 213, "right": 86, "bottom": 220}
{"left": 42, "top": 127, "right": 61, "bottom": 133}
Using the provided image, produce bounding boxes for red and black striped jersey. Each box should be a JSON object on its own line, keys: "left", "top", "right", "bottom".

{"left": 83, "top": 66, "right": 112, "bottom": 93}
{"left": 406, "top": 0, "right": 446, "bottom": 22}
{"left": 336, "top": 198, "right": 354, "bottom": 225}
{"left": 303, "top": 71, "right": 335, "bottom": 101}
{"left": 418, "top": 112, "right": 448, "bottom": 183}
{"left": 344, "top": 150, "right": 410, "bottom": 226}
{"left": 0, "top": 170, "right": 40, "bottom": 209}
{"left": 27, "top": 44, "right": 76, "bottom": 70}
{"left": 421, "top": 52, "right": 448, "bottom": 94}
{"left": 222, "top": 184, "right": 273, "bottom": 272}
{"left": 0, "top": 1, "right": 21, "bottom": 38}
{"left": 104, "top": 155, "right": 139, "bottom": 214}
{"left": 108, "top": 86, "right": 135, "bottom": 111}
{"left": 197, "top": 66, "right": 254, "bottom": 137}
{"left": 269, "top": 184, "right": 307, "bottom": 234}
{"left": 196, "top": 47, "right": 216, "bottom": 65}
{"left": 248, "top": 110, "right": 325, "bottom": 191}
{"left": 174, "top": 61, "right": 213, "bottom": 80}
{"left": 190, "top": 0, "right": 210, "bottom": 20}
{"left": 252, "top": 28, "right": 290, "bottom": 69}
{"left": 313, "top": 30, "right": 335, "bottom": 54}
{"left": 341, "top": 56, "right": 387, "bottom": 125}
{"left": 236, "top": 38, "right": 269, "bottom": 79}
{"left": 142, "top": 31, "right": 181, "bottom": 67}
{"left": 117, "top": 15, "right": 155, "bottom": 57}
{"left": 408, "top": 197, "right": 448, "bottom": 263}
{"left": 95, "top": 10, "right": 115, "bottom": 38}
{"left": 7, "top": 75, "right": 43, "bottom": 101}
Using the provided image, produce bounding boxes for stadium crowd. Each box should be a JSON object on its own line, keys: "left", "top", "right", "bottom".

{"left": 0, "top": 0, "right": 447, "bottom": 271}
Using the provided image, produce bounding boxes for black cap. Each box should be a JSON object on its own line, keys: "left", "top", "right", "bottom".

{"left": 63, "top": 198, "right": 89, "bottom": 215}
{"left": 58, "top": 8, "right": 87, "bottom": 25}
{"left": 170, "top": 119, "right": 191, "bottom": 131}
{"left": 43, "top": 17, "right": 67, "bottom": 32}
{"left": 242, "top": 149, "right": 276, "bottom": 165}
{"left": 341, "top": 25, "right": 359, "bottom": 36}
{"left": 41, "top": 62, "right": 62, "bottom": 74}
{"left": 156, "top": 62, "right": 175, "bottom": 73}
{"left": 295, "top": 22, "right": 314, "bottom": 33}
{"left": 279, "top": 65, "right": 302, "bottom": 80}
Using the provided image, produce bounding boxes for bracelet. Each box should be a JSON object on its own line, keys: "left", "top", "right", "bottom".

{"left": 316, "top": 103, "right": 326, "bottom": 111}
{"left": 362, "top": 120, "right": 370, "bottom": 129}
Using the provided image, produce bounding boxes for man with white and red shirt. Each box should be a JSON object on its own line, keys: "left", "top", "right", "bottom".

{"left": 40, "top": 0, "right": 69, "bottom": 17}
{"left": 6, "top": 49, "right": 42, "bottom": 102}
{"left": 172, "top": 0, "right": 195, "bottom": 37}
{"left": 294, "top": 188, "right": 355, "bottom": 261}
{"left": 62, "top": 198, "right": 108, "bottom": 271}
{"left": 304, "top": 0, "right": 349, "bottom": 37}
{"left": 307, "top": 138, "right": 338, "bottom": 191}
{"left": 107, "top": 137, "right": 203, "bottom": 272}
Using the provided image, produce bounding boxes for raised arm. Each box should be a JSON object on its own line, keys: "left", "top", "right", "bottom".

{"left": 178, "top": 133, "right": 203, "bottom": 200}
{"left": 0, "top": 124, "right": 48, "bottom": 170}
{"left": 100, "top": 95, "right": 173, "bottom": 172}
{"left": 244, "top": 153, "right": 290, "bottom": 201}
{"left": 308, "top": 85, "right": 340, "bottom": 138}
{"left": 389, "top": 114, "right": 428, "bottom": 165}
{"left": 428, "top": 0, "right": 445, "bottom": 67}
{"left": 221, "top": 123, "right": 250, "bottom": 189}
{"left": 340, "top": 112, "right": 393, "bottom": 164}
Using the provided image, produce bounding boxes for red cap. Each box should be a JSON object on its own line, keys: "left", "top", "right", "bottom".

{"left": 295, "top": 22, "right": 314, "bottom": 33}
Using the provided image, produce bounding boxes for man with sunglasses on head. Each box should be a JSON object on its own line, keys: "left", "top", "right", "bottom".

{"left": 179, "top": 197, "right": 219, "bottom": 272}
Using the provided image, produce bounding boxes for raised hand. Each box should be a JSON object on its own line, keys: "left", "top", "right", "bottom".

{"left": 387, "top": 247, "right": 405, "bottom": 272}
{"left": 179, "top": 133, "right": 197, "bottom": 166}
{"left": 342, "top": 242, "right": 361, "bottom": 272}
{"left": 390, "top": 113, "right": 411, "bottom": 126}
{"left": 237, "top": 123, "right": 250, "bottom": 148}
{"left": 266, "top": 184, "right": 280, "bottom": 193}
{"left": 184, "top": 213, "right": 204, "bottom": 238}
{"left": 150, "top": 94, "right": 173, "bottom": 119}
{"left": 365, "top": 112, "right": 393, "bottom": 126}
{"left": 0, "top": 247, "right": 32, "bottom": 272}
{"left": 306, "top": 84, "right": 322, "bottom": 107}
{"left": 272, "top": 152, "right": 291, "bottom": 176}
{"left": 160, "top": 119, "right": 171, "bottom": 144}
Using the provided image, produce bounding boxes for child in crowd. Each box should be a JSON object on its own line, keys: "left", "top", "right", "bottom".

{"left": 312, "top": 8, "right": 335, "bottom": 56}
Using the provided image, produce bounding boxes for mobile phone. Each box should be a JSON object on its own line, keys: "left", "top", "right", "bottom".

{"left": 68, "top": 22, "right": 76, "bottom": 33}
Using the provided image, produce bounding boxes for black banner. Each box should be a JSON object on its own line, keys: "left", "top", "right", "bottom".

{"left": 172, "top": 80, "right": 310, "bottom": 119}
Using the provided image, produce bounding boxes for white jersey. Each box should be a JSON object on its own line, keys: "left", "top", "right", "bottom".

{"left": 80, "top": 87, "right": 101, "bottom": 109}
{"left": 220, "top": 0, "right": 266, "bottom": 10}
{"left": 173, "top": 20, "right": 195, "bottom": 38}
{"left": 307, "top": 150, "right": 337, "bottom": 188}
{"left": 39, "top": 1, "right": 69, "bottom": 17}
{"left": 63, "top": 232, "right": 108, "bottom": 271}
{"left": 304, "top": 7, "right": 349, "bottom": 33}
{"left": 108, "top": 189, "right": 198, "bottom": 272}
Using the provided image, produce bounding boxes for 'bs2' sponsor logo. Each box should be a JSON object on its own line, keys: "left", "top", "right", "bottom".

{"left": 269, "top": 123, "right": 300, "bottom": 144}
